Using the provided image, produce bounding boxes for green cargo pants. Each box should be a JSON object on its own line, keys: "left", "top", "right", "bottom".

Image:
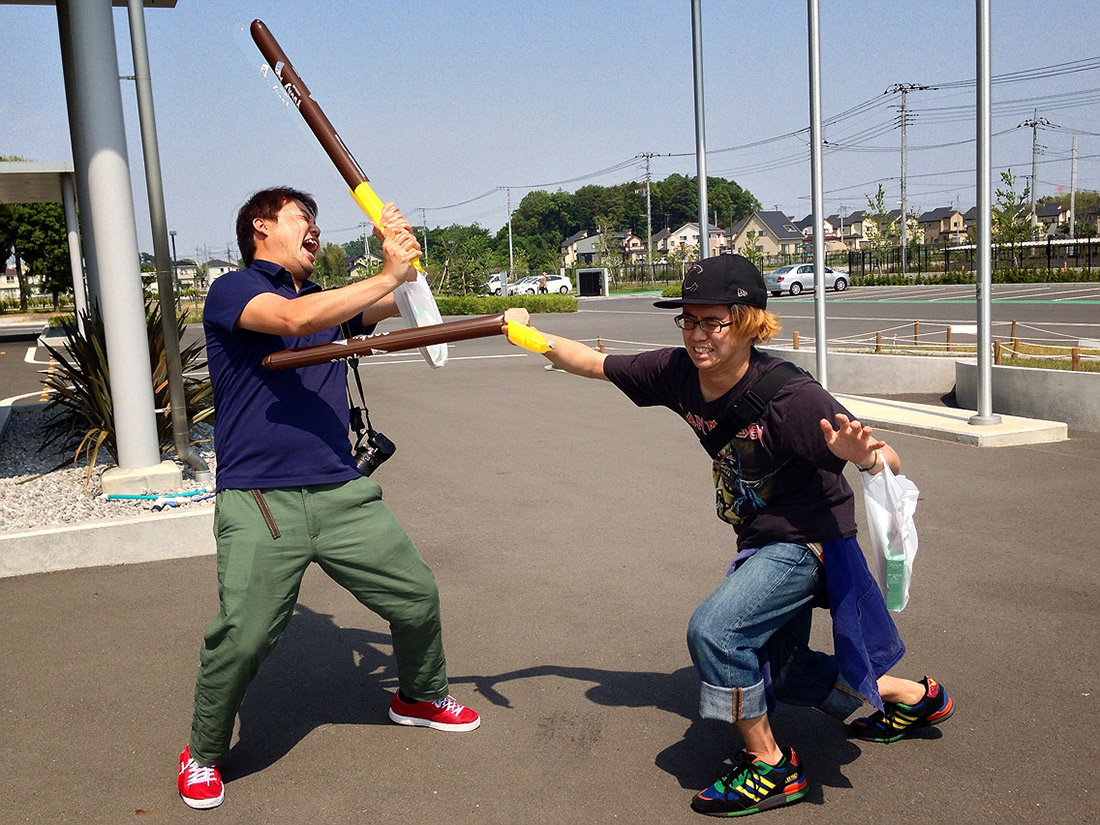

{"left": 189, "top": 476, "right": 448, "bottom": 766}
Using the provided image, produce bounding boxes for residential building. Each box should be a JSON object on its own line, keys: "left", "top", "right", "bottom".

{"left": 1, "top": 266, "right": 22, "bottom": 301}
{"left": 205, "top": 258, "right": 237, "bottom": 285}
{"left": 728, "top": 211, "right": 804, "bottom": 257}
{"left": 664, "top": 221, "right": 731, "bottom": 258}
{"left": 649, "top": 227, "right": 672, "bottom": 257}
{"left": 1036, "top": 202, "right": 1070, "bottom": 235}
{"left": 917, "top": 207, "right": 967, "bottom": 245}
{"left": 560, "top": 229, "right": 589, "bottom": 268}
{"left": 563, "top": 229, "right": 646, "bottom": 266}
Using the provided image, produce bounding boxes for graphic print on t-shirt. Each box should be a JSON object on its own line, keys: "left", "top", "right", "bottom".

{"left": 712, "top": 430, "right": 789, "bottom": 526}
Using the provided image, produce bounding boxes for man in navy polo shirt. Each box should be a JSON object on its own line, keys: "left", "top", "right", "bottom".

{"left": 178, "top": 188, "right": 498, "bottom": 810}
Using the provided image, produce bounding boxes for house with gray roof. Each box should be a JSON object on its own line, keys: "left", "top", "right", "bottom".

{"left": 729, "top": 211, "right": 804, "bottom": 257}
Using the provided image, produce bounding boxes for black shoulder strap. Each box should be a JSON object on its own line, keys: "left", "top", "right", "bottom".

{"left": 699, "top": 361, "right": 805, "bottom": 458}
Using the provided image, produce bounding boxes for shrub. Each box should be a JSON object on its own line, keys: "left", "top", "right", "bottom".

{"left": 660, "top": 283, "right": 682, "bottom": 298}
{"left": 434, "top": 294, "right": 577, "bottom": 315}
{"left": 38, "top": 301, "right": 214, "bottom": 477}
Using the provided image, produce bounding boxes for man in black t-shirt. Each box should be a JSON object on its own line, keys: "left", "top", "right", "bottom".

{"left": 526, "top": 255, "right": 953, "bottom": 817}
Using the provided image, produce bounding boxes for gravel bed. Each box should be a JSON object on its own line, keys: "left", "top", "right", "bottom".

{"left": 0, "top": 405, "right": 217, "bottom": 534}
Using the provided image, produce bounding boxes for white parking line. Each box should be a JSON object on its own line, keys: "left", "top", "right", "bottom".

{"left": 24, "top": 345, "right": 51, "bottom": 365}
{"left": 0, "top": 390, "right": 51, "bottom": 407}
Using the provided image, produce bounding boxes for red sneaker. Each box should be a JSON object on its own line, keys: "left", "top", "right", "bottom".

{"left": 177, "top": 746, "right": 224, "bottom": 809}
{"left": 388, "top": 693, "right": 481, "bottom": 732}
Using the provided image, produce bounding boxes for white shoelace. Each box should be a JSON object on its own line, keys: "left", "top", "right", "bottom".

{"left": 432, "top": 695, "right": 464, "bottom": 714}
{"left": 183, "top": 759, "right": 218, "bottom": 787}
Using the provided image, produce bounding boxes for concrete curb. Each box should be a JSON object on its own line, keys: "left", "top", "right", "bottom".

{"left": 0, "top": 506, "right": 213, "bottom": 579}
{"left": 839, "top": 394, "right": 1067, "bottom": 446}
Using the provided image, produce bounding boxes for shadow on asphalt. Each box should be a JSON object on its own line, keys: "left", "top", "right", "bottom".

{"left": 225, "top": 604, "right": 398, "bottom": 781}
{"left": 225, "top": 602, "right": 917, "bottom": 801}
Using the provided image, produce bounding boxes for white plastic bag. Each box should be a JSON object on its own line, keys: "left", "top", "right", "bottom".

{"left": 392, "top": 276, "right": 447, "bottom": 368}
{"left": 860, "top": 462, "right": 920, "bottom": 611}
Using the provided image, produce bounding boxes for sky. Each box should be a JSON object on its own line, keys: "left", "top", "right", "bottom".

{"left": 2, "top": 0, "right": 1099, "bottom": 263}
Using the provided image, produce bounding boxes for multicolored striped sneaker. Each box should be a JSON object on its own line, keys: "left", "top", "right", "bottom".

{"left": 848, "top": 676, "right": 954, "bottom": 743}
{"left": 691, "top": 747, "right": 807, "bottom": 817}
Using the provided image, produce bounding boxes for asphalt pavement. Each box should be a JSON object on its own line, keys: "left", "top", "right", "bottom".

{"left": 1, "top": 305, "right": 1098, "bottom": 824}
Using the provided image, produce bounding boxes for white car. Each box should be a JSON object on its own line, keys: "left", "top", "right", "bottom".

{"left": 764, "top": 263, "right": 849, "bottom": 296}
{"left": 507, "top": 276, "right": 540, "bottom": 295}
{"left": 512, "top": 274, "right": 573, "bottom": 294}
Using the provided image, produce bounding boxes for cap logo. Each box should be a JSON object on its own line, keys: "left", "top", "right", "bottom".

{"left": 684, "top": 281, "right": 699, "bottom": 292}
{"left": 737, "top": 288, "right": 748, "bottom": 297}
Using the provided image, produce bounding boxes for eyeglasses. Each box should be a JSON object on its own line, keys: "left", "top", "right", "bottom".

{"left": 674, "top": 314, "right": 734, "bottom": 334}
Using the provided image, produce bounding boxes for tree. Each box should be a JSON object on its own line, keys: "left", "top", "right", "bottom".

{"left": 740, "top": 229, "right": 764, "bottom": 271}
{"left": 991, "top": 170, "right": 1036, "bottom": 268}
{"left": 864, "top": 184, "right": 898, "bottom": 274}
{"left": 313, "top": 241, "right": 349, "bottom": 287}
{"left": 8, "top": 202, "right": 71, "bottom": 310}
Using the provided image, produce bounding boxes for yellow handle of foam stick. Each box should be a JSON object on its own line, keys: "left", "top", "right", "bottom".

{"left": 351, "top": 181, "right": 425, "bottom": 274}
{"left": 506, "top": 321, "right": 554, "bottom": 353}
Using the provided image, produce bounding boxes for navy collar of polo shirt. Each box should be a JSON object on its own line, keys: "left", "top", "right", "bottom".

{"left": 250, "top": 258, "right": 323, "bottom": 295}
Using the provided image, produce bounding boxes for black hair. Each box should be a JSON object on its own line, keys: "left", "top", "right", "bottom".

{"left": 235, "top": 187, "right": 318, "bottom": 266}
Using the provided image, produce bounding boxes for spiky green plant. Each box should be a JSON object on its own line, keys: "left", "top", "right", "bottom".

{"left": 38, "top": 301, "right": 215, "bottom": 478}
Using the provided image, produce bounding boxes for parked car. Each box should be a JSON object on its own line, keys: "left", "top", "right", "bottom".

{"left": 538, "top": 274, "right": 573, "bottom": 294}
{"left": 485, "top": 272, "right": 508, "bottom": 295}
{"left": 509, "top": 274, "right": 574, "bottom": 295}
{"left": 763, "top": 263, "right": 849, "bottom": 296}
{"left": 506, "top": 276, "right": 540, "bottom": 295}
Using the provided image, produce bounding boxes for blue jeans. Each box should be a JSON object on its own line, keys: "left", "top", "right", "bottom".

{"left": 686, "top": 541, "right": 865, "bottom": 723}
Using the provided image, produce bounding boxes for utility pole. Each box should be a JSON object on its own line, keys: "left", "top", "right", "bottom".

{"left": 1021, "top": 110, "right": 1050, "bottom": 224}
{"left": 886, "top": 83, "right": 929, "bottom": 275}
{"left": 638, "top": 152, "right": 657, "bottom": 278}
{"left": 418, "top": 207, "right": 428, "bottom": 262}
{"left": 502, "top": 187, "right": 514, "bottom": 291}
{"left": 1070, "top": 135, "right": 1078, "bottom": 237}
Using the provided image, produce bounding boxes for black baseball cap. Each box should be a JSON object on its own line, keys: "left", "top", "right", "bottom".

{"left": 653, "top": 254, "right": 768, "bottom": 310}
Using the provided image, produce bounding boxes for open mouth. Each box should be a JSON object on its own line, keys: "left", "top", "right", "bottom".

{"left": 302, "top": 237, "right": 319, "bottom": 261}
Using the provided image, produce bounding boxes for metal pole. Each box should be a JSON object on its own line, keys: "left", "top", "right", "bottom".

{"left": 690, "top": 0, "right": 709, "bottom": 259}
{"left": 970, "top": 0, "right": 1001, "bottom": 425}
{"left": 900, "top": 88, "right": 909, "bottom": 275}
{"left": 126, "top": 0, "right": 211, "bottom": 482}
{"left": 506, "top": 187, "right": 514, "bottom": 292}
{"left": 643, "top": 153, "right": 654, "bottom": 277}
{"left": 169, "top": 229, "right": 179, "bottom": 301}
{"left": 806, "top": 0, "right": 828, "bottom": 387}
{"left": 60, "top": 0, "right": 165, "bottom": 472}
{"left": 1070, "top": 135, "right": 1078, "bottom": 237}
{"left": 1030, "top": 108, "right": 1039, "bottom": 223}
{"left": 419, "top": 207, "right": 428, "bottom": 262}
{"left": 59, "top": 172, "right": 88, "bottom": 332}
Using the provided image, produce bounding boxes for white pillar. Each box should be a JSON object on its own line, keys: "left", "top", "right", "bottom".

{"left": 57, "top": 0, "right": 169, "bottom": 476}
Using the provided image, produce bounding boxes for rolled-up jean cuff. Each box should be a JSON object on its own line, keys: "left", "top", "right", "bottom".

{"left": 699, "top": 679, "right": 768, "bottom": 722}
{"left": 820, "top": 674, "right": 867, "bottom": 720}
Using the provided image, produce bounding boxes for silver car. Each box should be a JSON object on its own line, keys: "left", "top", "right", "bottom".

{"left": 764, "top": 263, "right": 849, "bottom": 296}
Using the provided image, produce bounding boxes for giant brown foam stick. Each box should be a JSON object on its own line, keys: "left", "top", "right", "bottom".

{"left": 250, "top": 19, "right": 422, "bottom": 272}
{"left": 263, "top": 314, "right": 552, "bottom": 370}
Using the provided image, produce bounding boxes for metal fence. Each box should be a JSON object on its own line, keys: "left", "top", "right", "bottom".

{"left": 846, "top": 236, "right": 1100, "bottom": 277}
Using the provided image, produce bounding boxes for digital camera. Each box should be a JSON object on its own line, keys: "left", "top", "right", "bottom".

{"left": 353, "top": 430, "right": 396, "bottom": 477}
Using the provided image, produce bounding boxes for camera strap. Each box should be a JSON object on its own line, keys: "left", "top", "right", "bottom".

{"left": 342, "top": 327, "right": 376, "bottom": 454}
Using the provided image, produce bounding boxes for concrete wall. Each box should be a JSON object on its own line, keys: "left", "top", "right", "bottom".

{"left": 955, "top": 360, "right": 1100, "bottom": 432}
{"left": 760, "top": 346, "right": 958, "bottom": 395}
{"left": 761, "top": 346, "right": 1099, "bottom": 432}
